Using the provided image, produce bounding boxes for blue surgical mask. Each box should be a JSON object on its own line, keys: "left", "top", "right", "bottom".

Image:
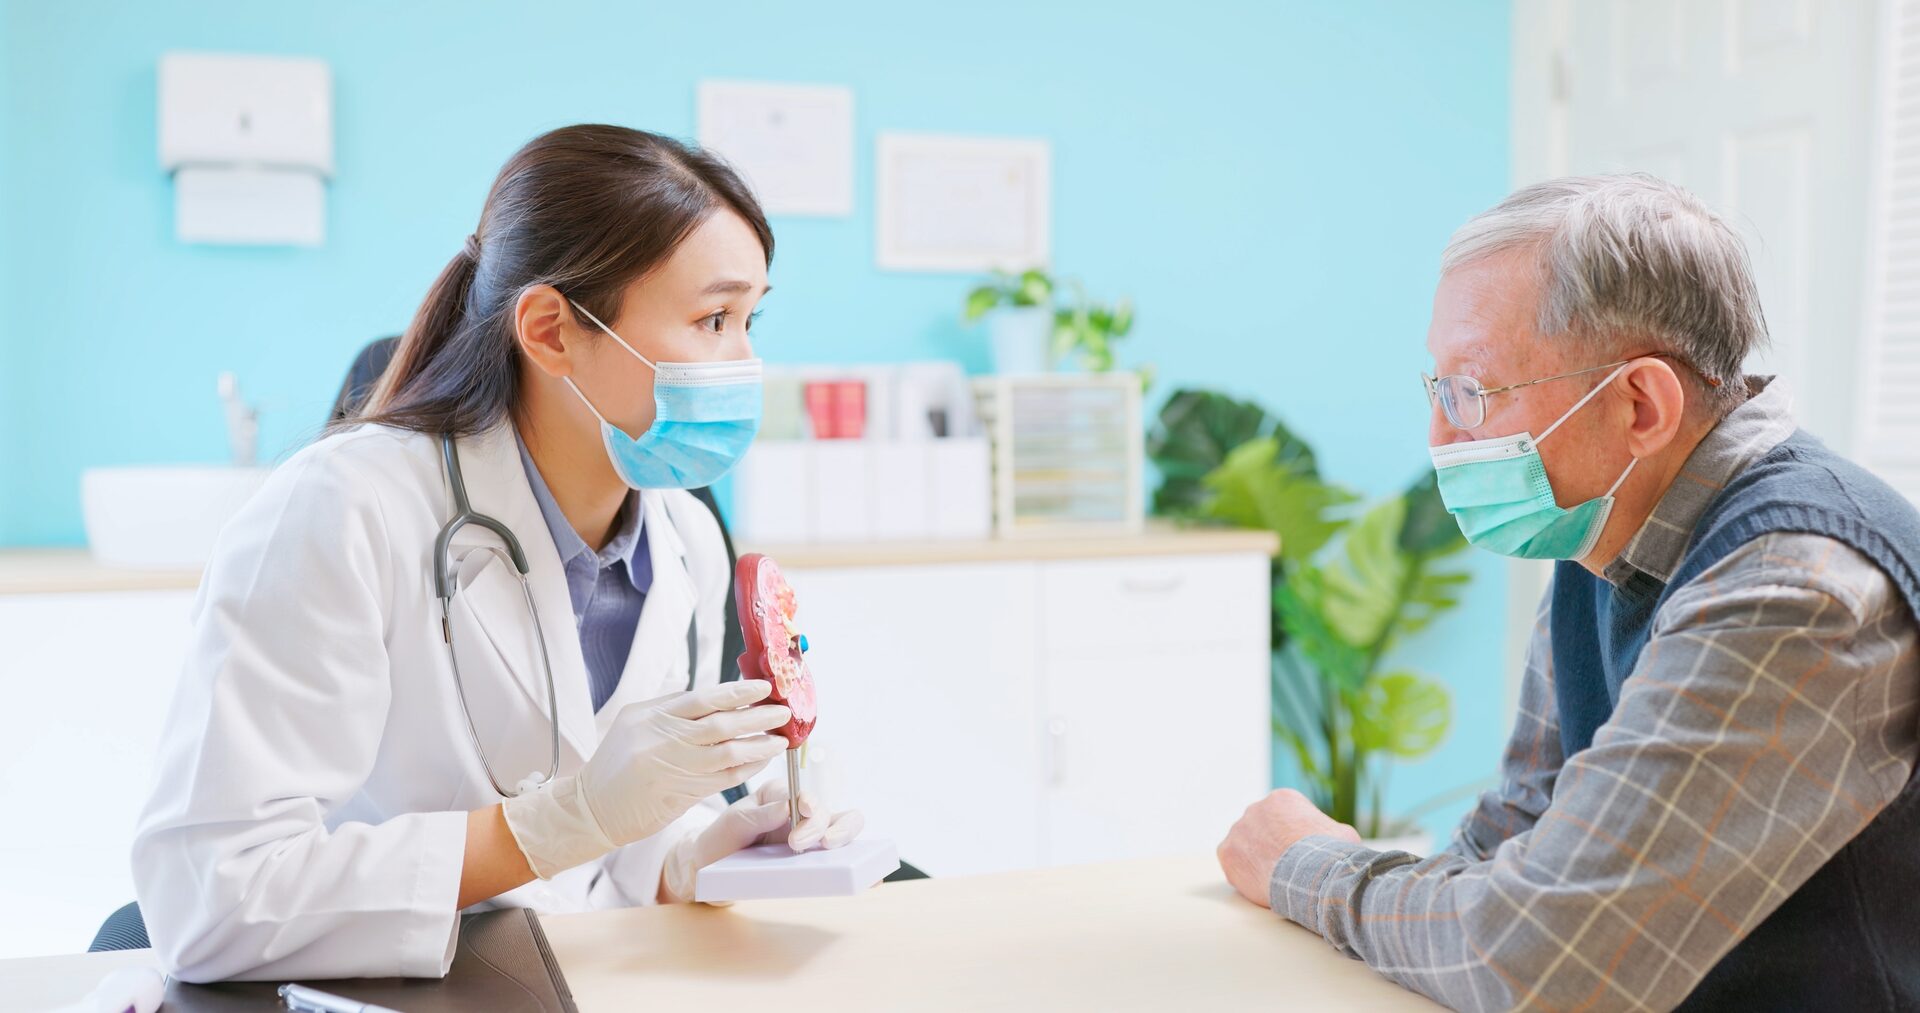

{"left": 1428, "top": 362, "right": 1638, "bottom": 561}
{"left": 562, "top": 299, "right": 762, "bottom": 490}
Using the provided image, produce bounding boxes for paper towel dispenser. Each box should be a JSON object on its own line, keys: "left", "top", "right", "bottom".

{"left": 158, "top": 52, "right": 333, "bottom": 246}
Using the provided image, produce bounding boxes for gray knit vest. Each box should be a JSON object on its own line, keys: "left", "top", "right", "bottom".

{"left": 1550, "top": 429, "right": 1920, "bottom": 1010}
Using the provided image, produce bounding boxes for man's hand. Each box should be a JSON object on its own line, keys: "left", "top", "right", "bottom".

{"left": 1217, "top": 789, "right": 1363, "bottom": 908}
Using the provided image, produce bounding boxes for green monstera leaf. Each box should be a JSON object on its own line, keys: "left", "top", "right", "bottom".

{"left": 1147, "top": 389, "right": 1319, "bottom": 517}
{"left": 1275, "top": 564, "right": 1369, "bottom": 690}
{"left": 1200, "top": 438, "right": 1356, "bottom": 564}
{"left": 1271, "top": 652, "right": 1333, "bottom": 808}
{"left": 1349, "top": 670, "right": 1452, "bottom": 759}
{"left": 1398, "top": 470, "right": 1467, "bottom": 557}
{"left": 1315, "top": 493, "right": 1473, "bottom": 650}
{"left": 1315, "top": 496, "right": 1407, "bottom": 648}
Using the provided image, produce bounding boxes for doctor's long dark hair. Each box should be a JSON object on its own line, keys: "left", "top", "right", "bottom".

{"left": 346, "top": 124, "right": 774, "bottom": 436}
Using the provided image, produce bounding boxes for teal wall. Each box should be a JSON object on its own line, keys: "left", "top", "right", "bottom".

{"left": 0, "top": 4, "right": 15, "bottom": 541}
{"left": 0, "top": 0, "right": 1510, "bottom": 836}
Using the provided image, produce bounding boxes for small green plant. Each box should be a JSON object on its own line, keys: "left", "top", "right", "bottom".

{"left": 963, "top": 268, "right": 1143, "bottom": 377}
{"left": 1149, "top": 388, "right": 1477, "bottom": 837}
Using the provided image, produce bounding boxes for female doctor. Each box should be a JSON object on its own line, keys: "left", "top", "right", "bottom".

{"left": 132, "top": 124, "right": 863, "bottom": 983}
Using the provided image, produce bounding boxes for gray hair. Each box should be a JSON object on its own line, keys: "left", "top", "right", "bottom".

{"left": 1441, "top": 173, "right": 1767, "bottom": 414}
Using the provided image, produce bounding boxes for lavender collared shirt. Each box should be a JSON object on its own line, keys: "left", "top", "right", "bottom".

{"left": 515, "top": 434, "right": 652, "bottom": 712}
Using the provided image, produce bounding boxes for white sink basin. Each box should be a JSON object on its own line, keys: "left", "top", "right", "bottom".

{"left": 81, "top": 466, "right": 271, "bottom": 569}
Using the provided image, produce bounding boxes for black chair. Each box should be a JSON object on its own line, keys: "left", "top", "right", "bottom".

{"left": 89, "top": 901, "right": 148, "bottom": 952}
{"left": 328, "top": 334, "right": 400, "bottom": 425}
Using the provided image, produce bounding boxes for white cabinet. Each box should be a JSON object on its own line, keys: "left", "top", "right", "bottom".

{"left": 782, "top": 550, "right": 1271, "bottom": 878}
{"left": 0, "top": 590, "right": 196, "bottom": 958}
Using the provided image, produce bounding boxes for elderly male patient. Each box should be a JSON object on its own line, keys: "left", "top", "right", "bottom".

{"left": 1218, "top": 175, "right": 1920, "bottom": 1012}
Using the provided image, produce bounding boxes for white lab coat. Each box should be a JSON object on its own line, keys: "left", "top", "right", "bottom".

{"left": 131, "top": 421, "right": 736, "bottom": 982}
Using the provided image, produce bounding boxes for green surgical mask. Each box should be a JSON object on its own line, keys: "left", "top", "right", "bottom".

{"left": 1428, "top": 362, "right": 1637, "bottom": 560}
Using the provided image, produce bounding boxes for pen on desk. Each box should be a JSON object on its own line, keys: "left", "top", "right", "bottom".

{"left": 278, "top": 982, "right": 402, "bottom": 1013}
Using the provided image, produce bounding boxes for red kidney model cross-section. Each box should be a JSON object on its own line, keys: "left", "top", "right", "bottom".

{"left": 734, "top": 553, "right": 817, "bottom": 747}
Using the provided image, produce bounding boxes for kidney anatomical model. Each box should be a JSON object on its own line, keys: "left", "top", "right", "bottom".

{"left": 734, "top": 553, "right": 817, "bottom": 747}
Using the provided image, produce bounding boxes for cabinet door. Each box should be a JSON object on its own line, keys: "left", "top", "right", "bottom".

{"left": 780, "top": 562, "right": 1043, "bottom": 877}
{"left": 1037, "top": 645, "right": 1271, "bottom": 866}
{"left": 0, "top": 590, "right": 195, "bottom": 958}
{"left": 1037, "top": 555, "right": 1271, "bottom": 867}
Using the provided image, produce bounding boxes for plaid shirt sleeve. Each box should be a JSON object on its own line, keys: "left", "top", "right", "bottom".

{"left": 1270, "top": 533, "right": 1920, "bottom": 1012}
{"left": 1445, "top": 591, "right": 1562, "bottom": 863}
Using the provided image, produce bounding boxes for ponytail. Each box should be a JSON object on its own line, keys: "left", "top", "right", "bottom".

{"left": 356, "top": 242, "right": 494, "bottom": 432}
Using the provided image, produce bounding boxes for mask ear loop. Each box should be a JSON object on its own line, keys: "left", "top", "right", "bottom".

{"left": 567, "top": 298, "right": 660, "bottom": 372}
{"left": 1604, "top": 456, "right": 1639, "bottom": 497}
{"left": 1555, "top": 361, "right": 1641, "bottom": 497}
{"left": 1570, "top": 454, "right": 1641, "bottom": 561}
{"left": 561, "top": 376, "right": 614, "bottom": 427}
{"left": 560, "top": 297, "right": 658, "bottom": 433}
{"left": 1536, "top": 361, "right": 1635, "bottom": 446}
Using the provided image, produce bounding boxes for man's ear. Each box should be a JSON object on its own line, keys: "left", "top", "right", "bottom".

{"left": 514, "top": 285, "right": 577, "bottom": 379}
{"left": 1622, "top": 357, "right": 1688, "bottom": 458}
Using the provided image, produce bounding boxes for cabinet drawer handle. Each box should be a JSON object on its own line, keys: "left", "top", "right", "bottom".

{"left": 1119, "top": 575, "right": 1184, "bottom": 595}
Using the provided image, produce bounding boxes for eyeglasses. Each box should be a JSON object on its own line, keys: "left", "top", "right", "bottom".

{"left": 1421, "top": 352, "right": 1708, "bottom": 431}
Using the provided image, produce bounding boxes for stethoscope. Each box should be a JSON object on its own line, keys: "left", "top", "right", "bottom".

{"left": 433, "top": 433, "right": 699, "bottom": 799}
{"left": 435, "top": 433, "right": 562, "bottom": 798}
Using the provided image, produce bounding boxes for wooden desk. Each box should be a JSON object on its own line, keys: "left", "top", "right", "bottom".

{"left": 0, "top": 856, "right": 1438, "bottom": 1011}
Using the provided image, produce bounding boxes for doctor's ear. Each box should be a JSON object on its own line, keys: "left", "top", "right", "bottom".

{"left": 513, "top": 285, "right": 580, "bottom": 379}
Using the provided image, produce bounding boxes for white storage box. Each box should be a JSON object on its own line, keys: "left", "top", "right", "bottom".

{"left": 811, "top": 441, "right": 875, "bottom": 542}
{"left": 730, "top": 438, "right": 992, "bottom": 544}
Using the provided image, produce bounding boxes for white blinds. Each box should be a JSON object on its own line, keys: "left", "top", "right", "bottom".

{"left": 1861, "top": 0, "right": 1920, "bottom": 500}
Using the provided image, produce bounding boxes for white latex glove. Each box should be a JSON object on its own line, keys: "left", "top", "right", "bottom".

{"left": 502, "top": 680, "right": 790, "bottom": 879}
{"left": 660, "top": 776, "right": 868, "bottom": 904}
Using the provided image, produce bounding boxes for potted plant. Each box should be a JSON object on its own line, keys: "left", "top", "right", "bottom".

{"left": 963, "top": 268, "right": 1142, "bottom": 379}
{"left": 1149, "top": 388, "right": 1481, "bottom": 849}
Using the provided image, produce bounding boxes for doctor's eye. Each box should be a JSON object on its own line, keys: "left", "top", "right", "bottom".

{"left": 702, "top": 310, "right": 730, "bottom": 333}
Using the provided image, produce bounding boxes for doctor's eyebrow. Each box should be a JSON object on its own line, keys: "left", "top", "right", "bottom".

{"left": 701, "top": 280, "right": 771, "bottom": 297}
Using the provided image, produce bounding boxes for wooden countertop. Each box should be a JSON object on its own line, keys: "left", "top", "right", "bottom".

{"left": 0, "top": 549, "right": 204, "bottom": 595}
{"left": 0, "top": 855, "right": 1436, "bottom": 1012}
{"left": 744, "top": 523, "right": 1276, "bottom": 569}
{"left": 0, "top": 525, "right": 1276, "bottom": 595}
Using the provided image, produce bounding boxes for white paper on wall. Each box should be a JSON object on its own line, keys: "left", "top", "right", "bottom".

{"left": 875, "top": 133, "right": 1050, "bottom": 273}
{"left": 697, "top": 80, "right": 854, "bottom": 217}
{"left": 174, "top": 166, "right": 324, "bottom": 246}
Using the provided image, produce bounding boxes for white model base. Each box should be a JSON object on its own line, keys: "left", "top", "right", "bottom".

{"left": 694, "top": 839, "right": 900, "bottom": 903}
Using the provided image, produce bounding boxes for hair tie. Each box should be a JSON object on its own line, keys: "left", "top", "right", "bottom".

{"left": 462, "top": 233, "right": 482, "bottom": 261}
